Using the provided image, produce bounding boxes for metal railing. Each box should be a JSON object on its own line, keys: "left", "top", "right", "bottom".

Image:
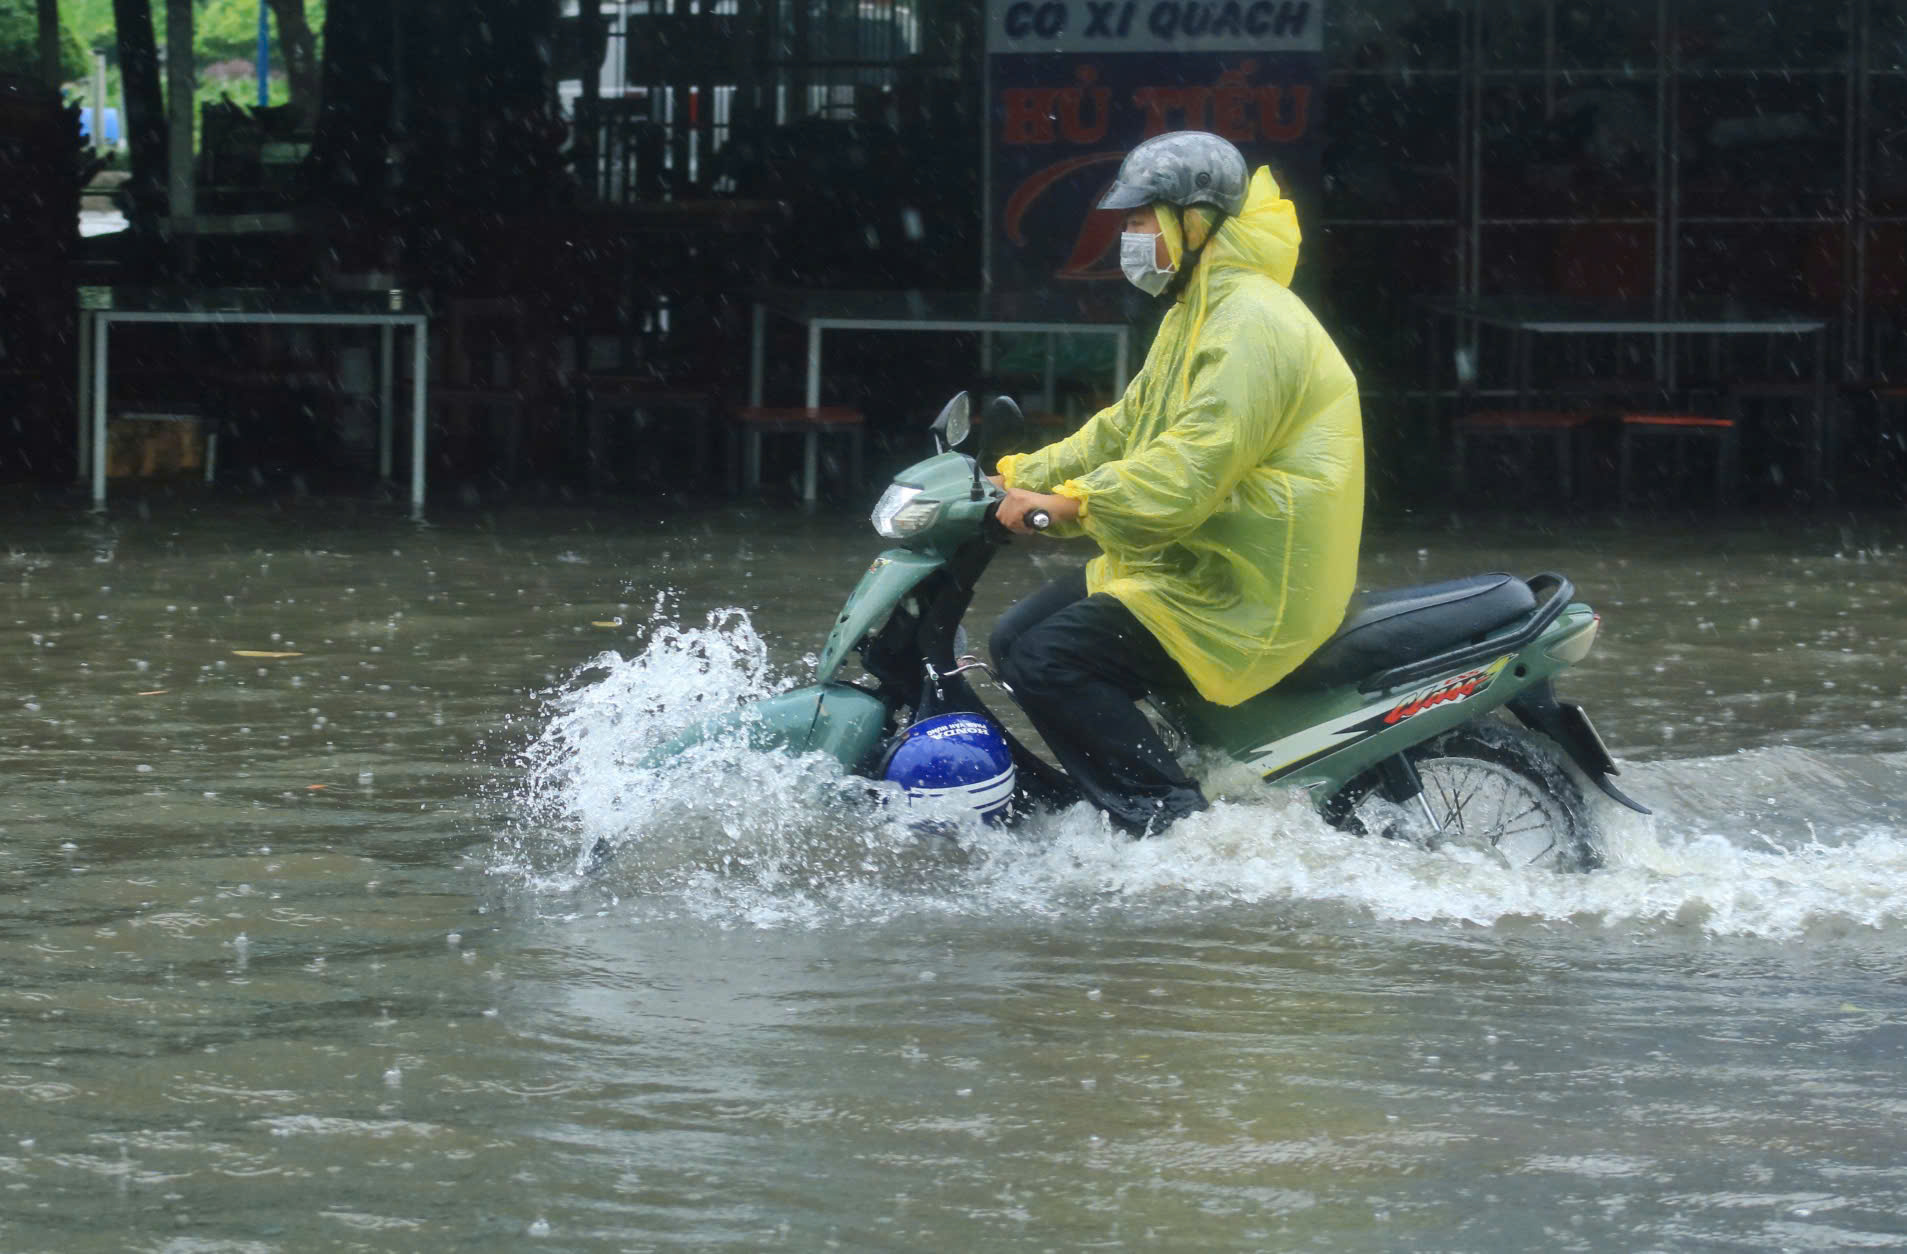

{"left": 565, "top": 0, "right": 941, "bottom": 200}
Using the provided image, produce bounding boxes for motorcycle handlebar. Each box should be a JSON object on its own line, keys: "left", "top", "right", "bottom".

{"left": 982, "top": 501, "right": 1052, "bottom": 537}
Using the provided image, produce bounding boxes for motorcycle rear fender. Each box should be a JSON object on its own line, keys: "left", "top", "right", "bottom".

{"left": 1506, "top": 682, "right": 1650, "bottom": 813}
{"left": 815, "top": 549, "right": 943, "bottom": 684}
{"left": 642, "top": 683, "right": 890, "bottom": 774}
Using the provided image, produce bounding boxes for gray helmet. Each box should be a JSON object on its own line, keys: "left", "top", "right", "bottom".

{"left": 1097, "top": 131, "right": 1249, "bottom": 216}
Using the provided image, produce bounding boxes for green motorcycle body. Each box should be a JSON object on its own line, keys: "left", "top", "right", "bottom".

{"left": 643, "top": 447, "right": 1643, "bottom": 820}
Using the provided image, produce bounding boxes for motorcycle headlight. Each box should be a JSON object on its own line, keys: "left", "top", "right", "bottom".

{"left": 871, "top": 485, "right": 942, "bottom": 539}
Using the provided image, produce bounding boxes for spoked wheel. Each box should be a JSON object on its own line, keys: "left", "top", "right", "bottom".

{"left": 1324, "top": 721, "right": 1602, "bottom": 872}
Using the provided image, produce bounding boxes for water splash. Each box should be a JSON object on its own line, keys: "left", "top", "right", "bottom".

{"left": 501, "top": 606, "right": 987, "bottom": 919}
{"left": 499, "top": 612, "right": 1907, "bottom": 941}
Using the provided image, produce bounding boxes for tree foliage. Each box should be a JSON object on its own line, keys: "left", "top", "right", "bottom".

{"left": 58, "top": 0, "right": 115, "bottom": 53}
{"left": 0, "top": 0, "right": 93, "bottom": 78}
{"left": 54, "top": 0, "right": 324, "bottom": 67}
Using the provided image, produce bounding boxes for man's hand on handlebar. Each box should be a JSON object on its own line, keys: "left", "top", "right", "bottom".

{"left": 996, "top": 488, "right": 1080, "bottom": 536}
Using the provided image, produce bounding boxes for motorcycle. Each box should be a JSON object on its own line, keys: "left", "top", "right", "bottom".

{"left": 597, "top": 392, "right": 1646, "bottom": 872}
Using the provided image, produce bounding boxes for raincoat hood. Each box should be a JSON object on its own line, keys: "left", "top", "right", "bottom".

{"left": 1160, "top": 166, "right": 1302, "bottom": 406}
{"left": 1197, "top": 165, "right": 1301, "bottom": 288}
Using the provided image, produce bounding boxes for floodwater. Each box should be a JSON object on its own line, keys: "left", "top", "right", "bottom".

{"left": 5, "top": 491, "right": 1907, "bottom": 1251}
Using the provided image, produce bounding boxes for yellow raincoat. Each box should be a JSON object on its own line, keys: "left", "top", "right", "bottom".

{"left": 996, "top": 167, "right": 1364, "bottom": 706}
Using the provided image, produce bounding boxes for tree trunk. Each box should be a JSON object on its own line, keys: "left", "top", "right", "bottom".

{"left": 466, "top": 0, "right": 567, "bottom": 210}
{"left": 264, "top": 0, "right": 321, "bottom": 129}
{"left": 164, "top": 0, "right": 194, "bottom": 230}
{"left": 306, "top": 0, "right": 392, "bottom": 203}
{"left": 36, "top": 0, "right": 60, "bottom": 89}
{"left": 110, "top": 0, "right": 168, "bottom": 228}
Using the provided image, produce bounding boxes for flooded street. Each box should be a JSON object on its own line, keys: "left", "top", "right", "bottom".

{"left": 6, "top": 494, "right": 1907, "bottom": 1250}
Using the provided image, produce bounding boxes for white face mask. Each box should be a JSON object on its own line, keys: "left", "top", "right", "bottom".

{"left": 1119, "top": 231, "right": 1174, "bottom": 296}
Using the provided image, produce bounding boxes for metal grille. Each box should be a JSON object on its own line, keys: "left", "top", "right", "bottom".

{"left": 566, "top": 0, "right": 942, "bottom": 200}
{"left": 1322, "top": 0, "right": 1907, "bottom": 387}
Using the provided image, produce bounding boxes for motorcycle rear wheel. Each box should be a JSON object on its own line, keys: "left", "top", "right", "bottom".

{"left": 1323, "top": 721, "right": 1602, "bottom": 872}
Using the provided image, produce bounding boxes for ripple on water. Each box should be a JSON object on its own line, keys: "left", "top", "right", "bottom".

{"left": 1517, "top": 1153, "right": 1658, "bottom": 1178}
{"left": 258, "top": 1115, "right": 447, "bottom": 1140}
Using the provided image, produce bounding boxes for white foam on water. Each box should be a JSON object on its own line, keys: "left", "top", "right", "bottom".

{"left": 499, "top": 616, "right": 1907, "bottom": 941}
{"left": 498, "top": 607, "right": 990, "bottom": 923}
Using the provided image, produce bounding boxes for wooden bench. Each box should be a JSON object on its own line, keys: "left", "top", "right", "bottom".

{"left": 1452, "top": 410, "right": 1595, "bottom": 500}
{"left": 1618, "top": 413, "right": 1739, "bottom": 508}
{"left": 731, "top": 405, "right": 865, "bottom": 503}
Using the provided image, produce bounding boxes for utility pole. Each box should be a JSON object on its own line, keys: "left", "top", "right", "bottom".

{"left": 112, "top": 0, "right": 168, "bottom": 231}
{"left": 257, "top": 2, "right": 271, "bottom": 107}
{"left": 93, "top": 51, "right": 109, "bottom": 146}
{"left": 165, "top": 0, "right": 195, "bottom": 255}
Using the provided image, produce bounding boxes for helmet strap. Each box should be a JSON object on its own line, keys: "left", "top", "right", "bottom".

{"left": 1158, "top": 210, "right": 1226, "bottom": 301}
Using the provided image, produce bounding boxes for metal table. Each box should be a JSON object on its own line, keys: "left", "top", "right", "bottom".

{"left": 1428, "top": 300, "right": 1831, "bottom": 491}
{"left": 748, "top": 289, "right": 1134, "bottom": 502}
{"left": 77, "top": 287, "right": 431, "bottom": 518}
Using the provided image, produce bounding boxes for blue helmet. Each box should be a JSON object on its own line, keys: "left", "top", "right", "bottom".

{"left": 881, "top": 712, "right": 1016, "bottom": 823}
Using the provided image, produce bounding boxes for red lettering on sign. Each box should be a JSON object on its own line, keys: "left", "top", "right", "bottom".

{"left": 1212, "top": 65, "right": 1257, "bottom": 140}
{"left": 1130, "top": 72, "right": 1311, "bottom": 142}
{"left": 1003, "top": 89, "right": 1059, "bottom": 145}
{"left": 1056, "top": 66, "right": 1111, "bottom": 144}
{"left": 1258, "top": 83, "right": 1311, "bottom": 142}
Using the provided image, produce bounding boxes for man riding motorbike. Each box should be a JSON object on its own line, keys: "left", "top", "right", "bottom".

{"left": 989, "top": 130, "right": 1366, "bottom": 836}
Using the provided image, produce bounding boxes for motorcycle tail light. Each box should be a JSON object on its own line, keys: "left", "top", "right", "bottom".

{"left": 1546, "top": 613, "right": 1601, "bottom": 664}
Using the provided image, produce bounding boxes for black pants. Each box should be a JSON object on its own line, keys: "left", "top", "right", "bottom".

{"left": 990, "top": 570, "right": 1209, "bottom": 835}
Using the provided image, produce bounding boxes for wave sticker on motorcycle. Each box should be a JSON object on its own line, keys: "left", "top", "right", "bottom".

{"left": 1384, "top": 657, "right": 1511, "bottom": 726}
{"left": 1248, "top": 656, "right": 1513, "bottom": 779}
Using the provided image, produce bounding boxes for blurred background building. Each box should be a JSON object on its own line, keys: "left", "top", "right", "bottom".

{"left": 0, "top": 0, "right": 1902, "bottom": 508}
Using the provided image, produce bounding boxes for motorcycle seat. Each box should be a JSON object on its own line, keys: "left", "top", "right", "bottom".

{"left": 1280, "top": 573, "right": 1537, "bottom": 691}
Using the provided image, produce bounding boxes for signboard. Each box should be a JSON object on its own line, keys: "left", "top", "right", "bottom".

{"left": 984, "top": 0, "right": 1324, "bottom": 294}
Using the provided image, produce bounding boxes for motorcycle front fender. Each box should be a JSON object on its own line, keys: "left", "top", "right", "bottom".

{"left": 814, "top": 549, "right": 943, "bottom": 684}
{"left": 641, "top": 683, "right": 891, "bottom": 775}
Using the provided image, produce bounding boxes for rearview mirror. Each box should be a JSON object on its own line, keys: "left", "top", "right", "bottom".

{"left": 931, "top": 391, "right": 972, "bottom": 451}
{"left": 982, "top": 394, "right": 1025, "bottom": 446}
